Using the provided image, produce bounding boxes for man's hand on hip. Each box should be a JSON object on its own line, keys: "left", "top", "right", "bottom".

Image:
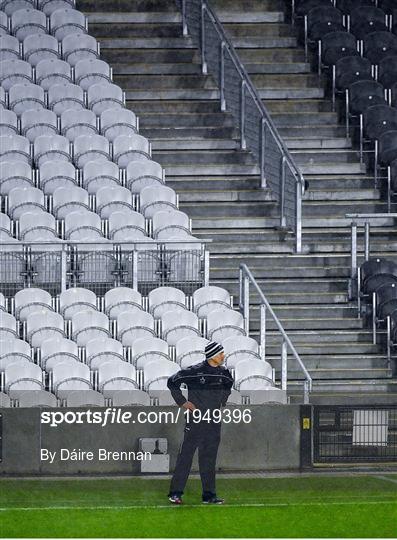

{"left": 182, "top": 401, "right": 196, "bottom": 411}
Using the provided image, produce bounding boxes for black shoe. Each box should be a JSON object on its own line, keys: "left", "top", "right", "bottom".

{"left": 202, "top": 496, "right": 224, "bottom": 504}
{"left": 169, "top": 495, "right": 183, "bottom": 504}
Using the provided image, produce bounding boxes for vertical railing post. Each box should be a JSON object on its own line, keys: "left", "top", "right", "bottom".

{"left": 260, "top": 118, "right": 266, "bottom": 188}
{"left": 280, "top": 156, "right": 286, "bottom": 228}
{"left": 364, "top": 221, "right": 370, "bottom": 261}
{"left": 281, "top": 339, "right": 288, "bottom": 392}
{"left": 132, "top": 249, "right": 138, "bottom": 290}
{"left": 240, "top": 80, "right": 246, "bottom": 150}
{"left": 239, "top": 266, "right": 243, "bottom": 312}
{"left": 181, "top": 0, "right": 188, "bottom": 36}
{"left": 387, "top": 315, "right": 391, "bottom": 369}
{"left": 61, "top": 243, "right": 67, "bottom": 292}
{"left": 260, "top": 303, "right": 266, "bottom": 362}
{"left": 200, "top": 0, "right": 207, "bottom": 75}
{"left": 372, "top": 291, "right": 377, "bottom": 345}
{"left": 203, "top": 249, "right": 210, "bottom": 286}
{"left": 219, "top": 41, "right": 226, "bottom": 111}
{"left": 349, "top": 220, "right": 357, "bottom": 300}
{"left": 295, "top": 177, "right": 302, "bottom": 253}
{"left": 303, "top": 380, "right": 310, "bottom": 405}
{"left": 243, "top": 275, "right": 250, "bottom": 334}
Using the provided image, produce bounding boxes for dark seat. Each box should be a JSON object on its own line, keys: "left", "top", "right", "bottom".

{"left": 335, "top": 55, "right": 372, "bottom": 90}
{"left": 363, "top": 104, "right": 397, "bottom": 141}
{"left": 336, "top": 0, "right": 375, "bottom": 15}
{"left": 378, "top": 130, "right": 397, "bottom": 166}
{"left": 350, "top": 6, "right": 388, "bottom": 40}
{"left": 348, "top": 79, "right": 385, "bottom": 115}
{"left": 376, "top": 282, "right": 397, "bottom": 319}
{"left": 307, "top": 6, "right": 345, "bottom": 41}
{"left": 363, "top": 31, "right": 397, "bottom": 64}
{"left": 378, "top": 0, "right": 395, "bottom": 14}
{"left": 294, "top": 0, "right": 332, "bottom": 17}
{"left": 378, "top": 55, "right": 397, "bottom": 89}
{"left": 361, "top": 257, "right": 397, "bottom": 295}
{"left": 321, "top": 31, "right": 358, "bottom": 66}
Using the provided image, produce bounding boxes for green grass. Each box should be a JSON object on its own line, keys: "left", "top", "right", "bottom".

{"left": 0, "top": 475, "right": 396, "bottom": 538}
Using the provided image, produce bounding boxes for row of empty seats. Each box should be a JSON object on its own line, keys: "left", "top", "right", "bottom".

{"left": 0, "top": 286, "right": 283, "bottom": 407}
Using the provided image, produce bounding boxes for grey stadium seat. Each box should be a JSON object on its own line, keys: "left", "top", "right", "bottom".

{"left": 35, "top": 58, "right": 72, "bottom": 90}
{"left": 0, "top": 10, "right": 8, "bottom": 34}
{"left": 71, "top": 309, "right": 110, "bottom": 347}
{"left": 86, "top": 337, "right": 124, "bottom": 368}
{"left": 74, "top": 58, "right": 111, "bottom": 91}
{"left": 130, "top": 336, "right": 169, "bottom": 368}
{"left": 13, "top": 390, "right": 58, "bottom": 407}
{"left": 8, "top": 82, "right": 45, "bottom": 115}
{"left": 11, "top": 9, "right": 47, "bottom": 41}
{"left": 38, "top": 160, "right": 77, "bottom": 195}
{"left": 14, "top": 287, "right": 53, "bottom": 321}
{"left": 34, "top": 134, "right": 71, "bottom": 166}
{"left": 8, "top": 186, "right": 45, "bottom": 219}
{"left": 0, "top": 59, "right": 32, "bottom": 90}
{"left": 0, "top": 35, "right": 20, "bottom": 61}
{"left": 95, "top": 185, "right": 133, "bottom": 218}
{"left": 0, "top": 135, "right": 31, "bottom": 163}
{"left": 161, "top": 309, "right": 200, "bottom": 346}
{"left": 47, "top": 82, "right": 85, "bottom": 115}
{"left": 50, "top": 8, "right": 87, "bottom": 41}
{"left": 26, "top": 309, "right": 65, "bottom": 347}
{"left": 0, "top": 311, "right": 17, "bottom": 339}
{"left": 19, "top": 210, "right": 58, "bottom": 241}
{"left": 148, "top": 286, "right": 186, "bottom": 318}
{"left": 40, "top": 336, "right": 79, "bottom": 369}
{"left": 108, "top": 209, "right": 146, "bottom": 239}
{"left": 117, "top": 310, "right": 155, "bottom": 346}
{"left": 87, "top": 83, "right": 124, "bottom": 115}
{"left": 206, "top": 309, "right": 245, "bottom": 341}
{"left": 100, "top": 108, "right": 137, "bottom": 142}
{"left": 1, "top": 0, "right": 35, "bottom": 16}
{"left": 38, "top": 0, "right": 76, "bottom": 16}
{"left": 52, "top": 185, "right": 89, "bottom": 219}
{"left": 73, "top": 134, "right": 110, "bottom": 168}
{"left": 23, "top": 33, "right": 59, "bottom": 66}
{"left": 0, "top": 109, "right": 18, "bottom": 136}
{"left": 139, "top": 185, "right": 177, "bottom": 218}
{"left": 21, "top": 108, "right": 58, "bottom": 142}
{"left": 61, "top": 108, "right": 97, "bottom": 141}
{"left": 152, "top": 210, "right": 190, "bottom": 239}
{"left": 193, "top": 285, "right": 232, "bottom": 317}
{"left": 62, "top": 33, "right": 98, "bottom": 66}
{"left": 104, "top": 287, "right": 142, "bottom": 319}
{"left": 64, "top": 210, "right": 102, "bottom": 240}
{"left": 113, "top": 134, "right": 151, "bottom": 167}
{"left": 175, "top": 335, "right": 209, "bottom": 368}
{"left": 62, "top": 390, "right": 105, "bottom": 407}
{"left": 82, "top": 159, "right": 120, "bottom": 194}
{"left": 126, "top": 160, "right": 164, "bottom": 193}
{"left": 59, "top": 287, "right": 97, "bottom": 319}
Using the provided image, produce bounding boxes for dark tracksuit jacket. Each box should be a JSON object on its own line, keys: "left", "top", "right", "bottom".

{"left": 167, "top": 360, "right": 234, "bottom": 498}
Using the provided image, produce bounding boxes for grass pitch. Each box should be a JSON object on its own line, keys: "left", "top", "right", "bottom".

{"left": 0, "top": 474, "right": 396, "bottom": 538}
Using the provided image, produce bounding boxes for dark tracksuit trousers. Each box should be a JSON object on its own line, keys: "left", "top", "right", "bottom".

{"left": 167, "top": 360, "right": 234, "bottom": 500}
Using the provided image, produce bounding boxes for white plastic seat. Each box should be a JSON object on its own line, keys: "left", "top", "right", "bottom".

{"left": 0, "top": 135, "right": 30, "bottom": 164}
{"left": 104, "top": 287, "right": 142, "bottom": 319}
{"left": 87, "top": 83, "right": 123, "bottom": 115}
{"left": 222, "top": 335, "right": 260, "bottom": 369}
{"left": 207, "top": 309, "right": 245, "bottom": 342}
{"left": 4, "top": 361, "right": 43, "bottom": 392}
{"left": 161, "top": 309, "right": 199, "bottom": 346}
{"left": 39, "top": 160, "right": 77, "bottom": 195}
{"left": 52, "top": 185, "right": 89, "bottom": 219}
{"left": 175, "top": 335, "right": 209, "bottom": 368}
{"left": 100, "top": 108, "right": 137, "bottom": 142}
{"left": 12, "top": 389, "right": 58, "bottom": 407}
{"left": 193, "top": 286, "right": 232, "bottom": 317}
{"left": 64, "top": 210, "right": 102, "bottom": 240}
{"left": 0, "top": 161, "right": 33, "bottom": 196}
{"left": 8, "top": 82, "right": 45, "bottom": 114}
{"left": 82, "top": 160, "right": 120, "bottom": 194}
{"left": 35, "top": 58, "right": 72, "bottom": 90}
{"left": 34, "top": 134, "right": 71, "bottom": 166}
{"left": 61, "top": 32, "right": 97, "bottom": 66}
{"left": 47, "top": 82, "right": 84, "bottom": 115}
{"left": 152, "top": 210, "right": 190, "bottom": 239}
{"left": 62, "top": 389, "right": 105, "bottom": 407}
{"left": 234, "top": 358, "right": 273, "bottom": 391}
{"left": 95, "top": 185, "right": 133, "bottom": 219}
{"left": 45, "top": 354, "right": 80, "bottom": 372}
{"left": 117, "top": 310, "right": 155, "bottom": 345}
{"left": 11, "top": 9, "right": 47, "bottom": 41}
{"left": 0, "top": 337, "right": 31, "bottom": 362}
{"left": 61, "top": 108, "right": 97, "bottom": 141}
{"left": 74, "top": 58, "right": 111, "bottom": 91}
{"left": 143, "top": 358, "right": 179, "bottom": 392}
{"left": 0, "top": 85, "right": 6, "bottom": 107}
{"left": 0, "top": 59, "right": 32, "bottom": 90}
{"left": 73, "top": 134, "right": 110, "bottom": 168}
{"left": 2, "top": 0, "right": 35, "bottom": 16}
{"left": 148, "top": 286, "right": 186, "bottom": 318}
{"left": 38, "top": 0, "right": 75, "bottom": 16}
{"left": 59, "top": 287, "right": 97, "bottom": 319}
{"left": 131, "top": 337, "right": 169, "bottom": 369}
{"left": 0, "top": 292, "right": 5, "bottom": 311}
{"left": 50, "top": 8, "right": 87, "bottom": 41}
{"left": 107, "top": 388, "right": 150, "bottom": 406}
{"left": 126, "top": 160, "right": 164, "bottom": 193}
{"left": 26, "top": 309, "right": 65, "bottom": 347}
{"left": 0, "top": 109, "right": 18, "bottom": 136}
{"left": 52, "top": 361, "right": 91, "bottom": 395}
{"left": 71, "top": 309, "right": 109, "bottom": 347}
{"left": 108, "top": 209, "right": 146, "bottom": 239}
{"left": 0, "top": 211, "right": 11, "bottom": 235}
{"left": 85, "top": 337, "right": 124, "bottom": 368}
{"left": 97, "top": 361, "right": 137, "bottom": 392}
{"left": 139, "top": 185, "right": 177, "bottom": 218}
{"left": 113, "top": 134, "right": 151, "bottom": 167}
{"left": 0, "top": 35, "right": 20, "bottom": 61}
{"left": 21, "top": 108, "right": 58, "bottom": 142}
{"left": 23, "top": 33, "right": 59, "bottom": 66}
{"left": 40, "top": 336, "right": 78, "bottom": 369}
{"left": 8, "top": 186, "right": 45, "bottom": 220}
{"left": 14, "top": 287, "right": 53, "bottom": 322}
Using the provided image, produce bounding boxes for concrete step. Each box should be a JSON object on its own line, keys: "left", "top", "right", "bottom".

{"left": 140, "top": 112, "right": 236, "bottom": 128}
{"left": 167, "top": 164, "right": 261, "bottom": 177}
{"left": 80, "top": 0, "right": 285, "bottom": 12}
{"left": 248, "top": 317, "right": 365, "bottom": 331}
{"left": 153, "top": 150, "right": 257, "bottom": 166}
{"left": 285, "top": 137, "right": 352, "bottom": 149}
{"left": 264, "top": 99, "right": 332, "bottom": 113}
{"left": 278, "top": 368, "right": 393, "bottom": 381}
{"left": 86, "top": 11, "right": 286, "bottom": 24}
{"left": 224, "top": 23, "right": 295, "bottom": 38}
{"left": 290, "top": 393, "right": 397, "bottom": 405}
{"left": 272, "top": 112, "right": 338, "bottom": 127}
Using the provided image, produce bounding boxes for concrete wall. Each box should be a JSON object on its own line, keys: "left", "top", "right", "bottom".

{"left": 0, "top": 405, "right": 302, "bottom": 475}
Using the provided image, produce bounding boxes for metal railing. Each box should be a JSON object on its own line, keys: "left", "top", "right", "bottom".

{"left": 239, "top": 264, "right": 312, "bottom": 404}
{"left": 177, "top": 0, "right": 306, "bottom": 253}
{"left": 0, "top": 239, "right": 209, "bottom": 298}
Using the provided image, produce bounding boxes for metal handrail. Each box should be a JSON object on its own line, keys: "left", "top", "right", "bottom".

{"left": 239, "top": 263, "right": 312, "bottom": 404}
{"left": 178, "top": 0, "right": 305, "bottom": 253}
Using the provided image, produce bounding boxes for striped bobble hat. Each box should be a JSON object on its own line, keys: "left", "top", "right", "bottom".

{"left": 205, "top": 341, "right": 224, "bottom": 360}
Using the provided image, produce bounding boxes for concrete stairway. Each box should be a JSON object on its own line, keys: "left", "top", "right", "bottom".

{"left": 78, "top": 0, "right": 397, "bottom": 404}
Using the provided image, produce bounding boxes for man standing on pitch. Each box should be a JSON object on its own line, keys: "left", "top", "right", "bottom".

{"left": 167, "top": 341, "right": 234, "bottom": 505}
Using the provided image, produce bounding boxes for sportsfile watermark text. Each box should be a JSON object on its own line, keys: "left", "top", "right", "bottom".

{"left": 41, "top": 407, "right": 253, "bottom": 427}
